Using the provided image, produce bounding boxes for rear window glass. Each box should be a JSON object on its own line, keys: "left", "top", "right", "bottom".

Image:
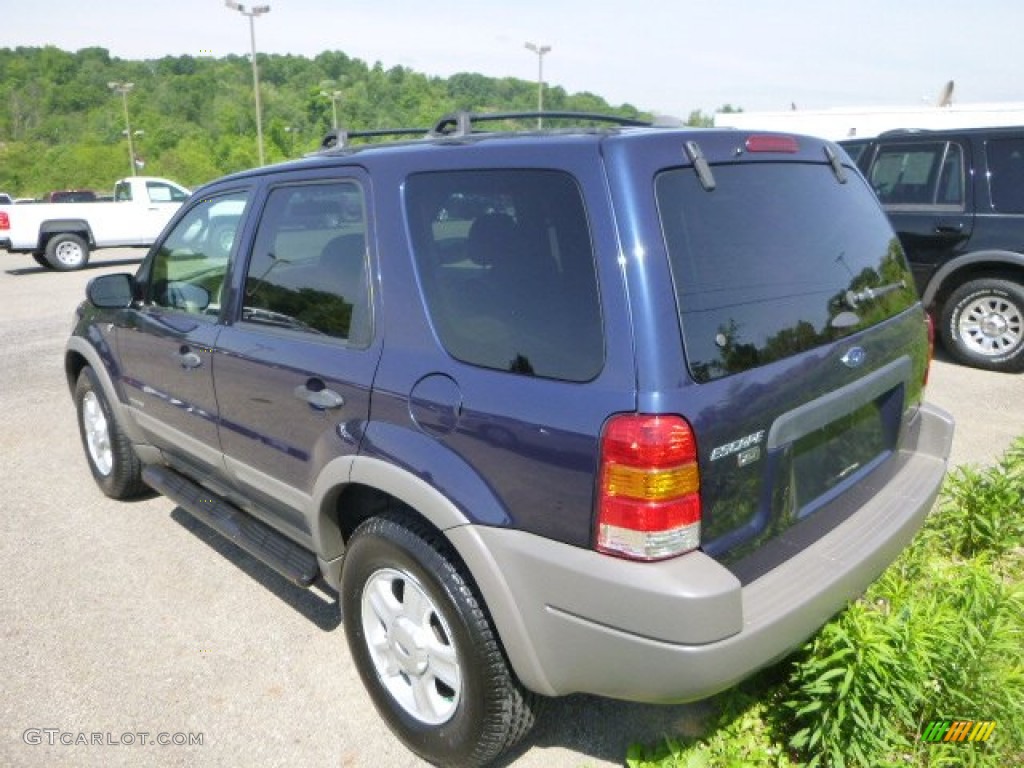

{"left": 405, "top": 170, "right": 604, "bottom": 382}
{"left": 656, "top": 162, "right": 918, "bottom": 383}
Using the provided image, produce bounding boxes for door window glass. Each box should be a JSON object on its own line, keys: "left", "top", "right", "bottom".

{"left": 241, "top": 182, "right": 372, "bottom": 345}
{"left": 147, "top": 181, "right": 189, "bottom": 203}
{"left": 869, "top": 142, "right": 963, "bottom": 208}
{"left": 988, "top": 138, "right": 1024, "bottom": 213}
{"left": 147, "top": 191, "right": 249, "bottom": 315}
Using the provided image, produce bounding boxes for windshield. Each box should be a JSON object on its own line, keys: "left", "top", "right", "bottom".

{"left": 656, "top": 162, "right": 917, "bottom": 383}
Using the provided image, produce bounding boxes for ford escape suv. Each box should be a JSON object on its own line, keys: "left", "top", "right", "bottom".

{"left": 67, "top": 113, "right": 954, "bottom": 767}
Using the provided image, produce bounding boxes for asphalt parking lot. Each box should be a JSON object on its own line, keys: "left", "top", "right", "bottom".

{"left": 2, "top": 248, "right": 1021, "bottom": 768}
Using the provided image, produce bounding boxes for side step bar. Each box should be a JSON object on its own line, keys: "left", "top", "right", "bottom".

{"left": 143, "top": 465, "right": 320, "bottom": 587}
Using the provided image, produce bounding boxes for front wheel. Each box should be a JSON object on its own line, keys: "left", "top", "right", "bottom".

{"left": 74, "top": 367, "right": 148, "bottom": 498}
{"left": 45, "top": 233, "right": 90, "bottom": 270}
{"left": 340, "top": 514, "right": 538, "bottom": 767}
{"left": 940, "top": 278, "right": 1024, "bottom": 372}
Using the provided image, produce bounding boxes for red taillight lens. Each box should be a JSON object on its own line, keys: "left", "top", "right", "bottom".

{"left": 745, "top": 134, "right": 800, "bottom": 153}
{"left": 596, "top": 414, "right": 701, "bottom": 561}
{"left": 0, "top": 211, "right": 9, "bottom": 230}
{"left": 923, "top": 312, "right": 935, "bottom": 386}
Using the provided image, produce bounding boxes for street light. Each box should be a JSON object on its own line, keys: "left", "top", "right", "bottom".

{"left": 108, "top": 81, "right": 137, "bottom": 177}
{"left": 319, "top": 80, "right": 343, "bottom": 130}
{"left": 524, "top": 42, "right": 551, "bottom": 129}
{"left": 225, "top": 1, "right": 271, "bottom": 165}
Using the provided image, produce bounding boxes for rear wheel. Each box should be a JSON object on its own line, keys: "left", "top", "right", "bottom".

{"left": 340, "top": 514, "right": 538, "bottom": 767}
{"left": 74, "top": 367, "right": 148, "bottom": 498}
{"left": 940, "top": 278, "right": 1024, "bottom": 372}
{"left": 45, "top": 233, "right": 90, "bottom": 270}
{"left": 32, "top": 253, "right": 53, "bottom": 269}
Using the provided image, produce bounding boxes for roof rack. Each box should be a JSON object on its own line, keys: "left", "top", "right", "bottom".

{"left": 317, "top": 110, "right": 654, "bottom": 151}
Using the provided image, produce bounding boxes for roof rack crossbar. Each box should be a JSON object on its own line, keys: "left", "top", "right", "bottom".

{"left": 430, "top": 110, "right": 651, "bottom": 137}
{"left": 320, "top": 127, "right": 429, "bottom": 151}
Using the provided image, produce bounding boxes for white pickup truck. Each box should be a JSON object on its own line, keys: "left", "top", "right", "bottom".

{"left": 0, "top": 176, "right": 189, "bottom": 270}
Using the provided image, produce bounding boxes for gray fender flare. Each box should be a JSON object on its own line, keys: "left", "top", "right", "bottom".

{"left": 310, "top": 455, "right": 554, "bottom": 695}
{"left": 65, "top": 336, "right": 147, "bottom": 446}
{"left": 310, "top": 454, "right": 473, "bottom": 565}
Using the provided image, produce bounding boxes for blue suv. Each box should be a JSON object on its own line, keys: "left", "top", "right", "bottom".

{"left": 67, "top": 113, "right": 954, "bottom": 766}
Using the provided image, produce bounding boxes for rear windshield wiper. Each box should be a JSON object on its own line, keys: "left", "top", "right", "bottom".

{"left": 844, "top": 280, "right": 906, "bottom": 309}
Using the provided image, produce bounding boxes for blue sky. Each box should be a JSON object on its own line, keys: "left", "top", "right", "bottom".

{"left": 3, "top": 0, "right": 1022, "bottom": 116}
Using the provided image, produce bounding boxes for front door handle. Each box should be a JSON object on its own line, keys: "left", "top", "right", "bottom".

{"left": 177, "top": 346, "right": 202, "bottom": 369}
{"left": 293, "top": 378, "right": 345, "bottom": 410}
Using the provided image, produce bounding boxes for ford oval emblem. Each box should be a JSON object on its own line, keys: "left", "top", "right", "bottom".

{"left": 841, "top": 346, "right": 867, "bottom": 368}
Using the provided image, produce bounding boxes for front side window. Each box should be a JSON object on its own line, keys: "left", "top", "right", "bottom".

{"left": 987, "top": 137, "right": 1024, "bottom": 213}
{"left": 405, "top": 170, "right": 604, "bottom": 382}
{"left": 869, "top": 141, "right": 964, "bottom": 208}
{"left": 147, "top": 191, "right": 249, "bottom": 314}
{"left": 240, "top": 182, "right": 371, "bottom": 345}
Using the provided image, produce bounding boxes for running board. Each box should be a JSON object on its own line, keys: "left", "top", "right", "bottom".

{"left": 143, "top": 465, "right": 320, "bottom": 587}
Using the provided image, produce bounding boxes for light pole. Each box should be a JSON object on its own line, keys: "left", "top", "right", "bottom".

{"left": 225, "top": 1, "right": 271, "bottom": 165}
{"left": 319, "top": 80, "right": 343, "bottom": 130}
{"left": 524, "top": 42, "right": 551, "bottom": 129}
{"left": 108, "top": 81, "right": 136, "bottom": 177}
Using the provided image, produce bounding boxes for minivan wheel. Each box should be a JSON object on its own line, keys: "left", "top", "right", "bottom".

{"left": 74, "top": 367, "right": 148, "bottom": 498}
{"left": 941, "top": 278, "right": 1024, "bottom": 372}
{"left": 45, "top": 233, "right": 90, "bottom": 271}
{"left": 340, "top": 514, "right": 538, "bottom": 767}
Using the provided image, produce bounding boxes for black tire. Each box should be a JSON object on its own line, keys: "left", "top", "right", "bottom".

{"left": 32, "top": 253, "right": 53, "bottom": 269}
{"left": 340, "top": 514, "right": 538, "bottom": 767}
{"left": 74, "top": 367, "right": 148, "bottom": 498}
{"left": 45, "top": 233, "right": 90, "bottom": 271}
{"left": 939, "top": 278, "right": 1024, "bottom": 372}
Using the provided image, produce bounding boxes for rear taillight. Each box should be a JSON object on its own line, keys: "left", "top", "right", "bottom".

{"left": 923, "top": 312, "right": 935, "bottom": 386}
{"left": 0, "top": 211, "right": 9, "bottom": 230}
{"left": 596, "top": 414, "right": 701, "bottom": 561}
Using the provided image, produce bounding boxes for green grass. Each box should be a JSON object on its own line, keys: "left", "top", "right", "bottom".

{"left": 628, "top": 437, "right": 1024, "bottom": 768}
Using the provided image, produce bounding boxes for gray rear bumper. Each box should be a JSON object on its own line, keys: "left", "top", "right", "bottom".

{"left": 448, "top": 401, "right": 954, "bottom": 702}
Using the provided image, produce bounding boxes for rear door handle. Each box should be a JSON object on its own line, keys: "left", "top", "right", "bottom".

{"left": 934, "top": 223, "right": 964, "bottom": 236}
{"left": 293, "top": 378, "right": 345, "bottom": 410}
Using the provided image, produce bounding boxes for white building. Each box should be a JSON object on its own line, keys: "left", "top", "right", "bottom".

{"left": 713, "top": 102, "right": 1024, "bottom": 141}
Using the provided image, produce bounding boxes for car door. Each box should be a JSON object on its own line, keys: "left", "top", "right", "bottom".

{"left": 117, "top": 188, "right": 252, "bottom": 476}
{"left": 213, "top": 176, "right": 380, "bottom": 539}
{"left": 863, "top": 139, "right": 974, "bottom": 294}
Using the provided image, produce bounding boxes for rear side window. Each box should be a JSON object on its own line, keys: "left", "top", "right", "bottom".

{"left": 656, "top": 162, "right": 918, "bottom": 383}
{"left": 405, "top": 170, "right": 603, "bottom": 382}
{"left": 987, "top": 137, "right": 1024, "bottom": 213}
{"left": 868, "top": 142, "right": 964, "bottom": 208}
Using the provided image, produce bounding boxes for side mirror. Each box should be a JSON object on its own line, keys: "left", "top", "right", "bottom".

{"left": 86, "top": 273, "right": 134, "bottom": 309}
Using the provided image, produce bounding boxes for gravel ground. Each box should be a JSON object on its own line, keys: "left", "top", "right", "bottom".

{"left": 1, "top": 249, "right": 1020, "bottom": 768}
